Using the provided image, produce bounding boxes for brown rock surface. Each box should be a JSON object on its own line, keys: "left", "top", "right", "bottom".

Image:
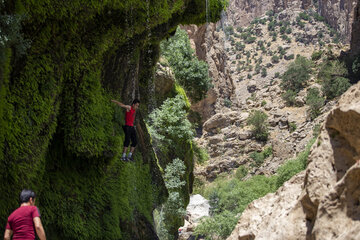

{"left": 319, "top": 0, "right": 358, "bottom": 43}
{"left": 227, "top": 82, "right": 360, "bottom": 239}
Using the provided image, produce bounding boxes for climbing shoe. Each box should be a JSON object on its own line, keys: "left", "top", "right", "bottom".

{"left": 121, "top": 156, "right": 128, "bottom": 161}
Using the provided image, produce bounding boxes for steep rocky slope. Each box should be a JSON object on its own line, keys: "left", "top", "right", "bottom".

{"left": 227, "top": 80, "right": 360, "bottom": 240}
{"left": 191, "top": 7, "right": 346, "bottom": 181}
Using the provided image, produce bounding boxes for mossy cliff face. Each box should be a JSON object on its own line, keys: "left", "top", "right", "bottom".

{"left": 0, "top": 0, "right": 225, "bottom": 239}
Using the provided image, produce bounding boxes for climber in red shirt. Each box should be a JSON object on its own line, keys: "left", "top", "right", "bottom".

{"left": 4, "top": 189, "right": 46, "bottom": 240}
{"left": 111, "top": 98, "right": 140, "bottom": 161}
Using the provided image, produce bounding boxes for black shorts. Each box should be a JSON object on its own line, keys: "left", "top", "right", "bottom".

{"left": 122, "top": 125, "right": 137, "bottom": 147}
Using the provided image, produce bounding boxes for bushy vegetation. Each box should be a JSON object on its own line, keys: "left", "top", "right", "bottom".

{"left": 250, "top": 146, "right": 273, "bottom": 167}
{"left": 247, "top": 110, "right": 269, "bottom": 141}
{"left": 148, "top": 94, "right": 194, "bottom": 158}
{"left": 281, "top": 56, "right": 312, "bottom": 93}
{"left": 161, "top": 27, "right": 212, "bottom": 102}
{"left": 193, "top": 143, "right": 210, "bottom": 165}
{"left": 282, "top": 90, "right": 297, "bottom": 106}
{"left": 155, "top": 158, "right": 187, "bottom": 240}
{"left": 306, "top": 88, "right": 325, "bottom": 120}
{"left": 318, "top": 60, "right": 351, "bottom": 99}
{"left": 311, "top": 50, "right": 323, "bottom": 61}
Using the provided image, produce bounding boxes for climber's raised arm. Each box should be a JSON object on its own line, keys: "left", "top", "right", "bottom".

{"left": 111, "top": 100, "right": 131, "bottom": 111}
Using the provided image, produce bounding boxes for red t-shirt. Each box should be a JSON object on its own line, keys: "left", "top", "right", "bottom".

{"left": 125, "top": 107, "right": 136, "bottom": 126}
{"left": 6, "top": 205, "right": 40, "bottom": 240}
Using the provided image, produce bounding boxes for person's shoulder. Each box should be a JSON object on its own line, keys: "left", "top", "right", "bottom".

{"left": 8, "top": 207, "right": 21, "bottom": 220}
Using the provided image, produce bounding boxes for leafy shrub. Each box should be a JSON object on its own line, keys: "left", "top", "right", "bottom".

{"left": 271, "top": 55, "right": 280, "bottom": 63}
{"left": 235, "top": 166, "right": 248, "bottom": 180}
{"left": 224, "top": 98, "right": 232, "bottom": 108}
{"left": 281, "top": 56, "right": 312, "bottom": 93}
{"left": 250, "top": 146, "right": 272, "bottom": 167}
{"left": 224, "top": 25, "right": 234, "bottom": 36}
{"left": 148, "top": 95, "right": 194, "bottom": 155}
{"left": 261, "top": 68, "right": 267, "bottom": 77}
{"left": 289, "top": 122, "right": 297, "bottom": 132}
{"left": 266, "top": 10, "right": 274, "bottom": 16}
{"left": 318, "top": 60, "right": 351, "bottom": 99}
{"left": 194, "top": 210, "right": 238, "bottom": 240}
{"left": 306, "top": 88, "right": 325, "bottom": 120}
{"left": 284, "top": 54, "right": 294, "bottom": 60}
{"left": 160, "top": 28, "right": 212, "bottom": 102}
{"left": 274, "top": 72, "right": 280, "bottom": 78}
{"left": 352, "top": 56, "right": 360, "bottom": 75}
{"left": 268, "top": 21, "right": 276, "bottom": 31}
{"left": 261, "top": 100, "right": 267, "bottom": 106}
{"left": 282, "top": 89, "right": 297, "bottom": 106}
{"left": 156, "top": 158, "right": 187, "bottom": 240}
{"left": 245, "top": 36, "right": 256, "bottom": 44}
{"left": 313, "top": 124, "right": 321, "bottom": 137}
{"left": 311, "top": 50, "right": 323, "bottom": 61}
{"left": 313, "top": 12, "right": 325, "bottom": 22}
{"left": 299, "top": 12, "right": 310, "bottom": 21}
{"left": 235, "top": 42, "right": 245, "bottom": 51}
{"left": 247, "top": 110, "right": 269, "bottom": 141}
{"left": 247, "top": 73, "right": 252, "bottom": 79}
{"left": 236, "top": 26, "right": 243, "bottom": 33}
{"left": 193, "top": 143, "right": 209, "bottom": 165}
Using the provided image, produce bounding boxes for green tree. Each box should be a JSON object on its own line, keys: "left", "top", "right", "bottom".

{"left": 282, "top": 89, "right": 297, "bottom": 106}
{"left": 148, "top": 95, "right": 194, "bottom": 155}
{"left": 318, "top": 60, "right": 351, "bottom": 99}
{"left": 281, "top": 55, "right": 312, "bottom": 93}
{"left": 160, "top": 28, "right": 212, "bottom": 102}
{"left": 247, "top": 110, "right": 269, "bottom": 141}
{"left": 156, "top": 158, "right": 187, "bottom": 240}
{"left": 306, "top": 88, "right": 325, "bottom": 120}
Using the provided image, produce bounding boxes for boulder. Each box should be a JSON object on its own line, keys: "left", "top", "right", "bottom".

{"left": 203, "top": 113, "right": 231, "bottom": 132}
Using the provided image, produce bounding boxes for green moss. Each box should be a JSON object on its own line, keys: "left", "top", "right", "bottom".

{"left": 0, "top": 0, "right": 225, "bottom": 238}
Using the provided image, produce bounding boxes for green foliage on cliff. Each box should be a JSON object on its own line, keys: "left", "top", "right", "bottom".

{"left": 155, "top": 158, "right": 186, "bottom": 240}
{"left": 318, "top": 59, "right": 351, "bottom": 99}
{"left": 247, "top": 110, "right": 269, "bottom": 141}
{"left": 306, "top": 88, "right": 325, "bottom": 120}
{"left": 160, "top": 27, "right": 212, "bottom": 102}
{"left": 0, "top": 0, "right": 225, "bottom": 239}
{"left": 148, "top": 94, "right": 194, "bottom": 157}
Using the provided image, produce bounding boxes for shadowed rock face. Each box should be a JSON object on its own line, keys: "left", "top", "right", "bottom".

{"left": 227, "top": 82, "right": 360, "bottom": 240}
{"left": 351, "top": 0, "right": 360, "bottom": 55}
{"left": 318, "top": 0, "right": 358, "bottom": 43}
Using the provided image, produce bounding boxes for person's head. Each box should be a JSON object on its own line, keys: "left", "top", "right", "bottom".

{"left": 20, "top": 189, "right": 36, "bottom": 205}
{"left": 132, "top": 99, "right": 140, "bottom": 110}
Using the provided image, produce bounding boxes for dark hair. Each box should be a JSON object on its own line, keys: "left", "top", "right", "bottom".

{"left": 132, "top": 99, "right": 140, "bottom": 105}
{"left": 20, "top": 189, "right": 36, "bottom": 203}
